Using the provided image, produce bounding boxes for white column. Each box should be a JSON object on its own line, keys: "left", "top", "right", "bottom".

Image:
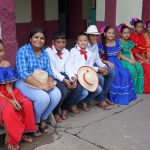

{"left": 96, "top": 0, "right": 105, "bottom": 21}
{"left": 116, "top": 0, "right": 143, "bottom": 27}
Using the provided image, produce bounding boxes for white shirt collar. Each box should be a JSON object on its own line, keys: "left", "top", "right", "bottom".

{"left": 87, "top": 42, "right": 91, "bottom": 47}
{"left": 52, "top": 45, "right": 65, "bottom": 54}
{"left": 87, "top": 42, "right": 97, "bottom": 48}
{"left": 75, "top": 44, "right": 88, "bottom": 51}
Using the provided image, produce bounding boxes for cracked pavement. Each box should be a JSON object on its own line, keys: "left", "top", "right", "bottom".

{"left": 35, "top": 94, "right": 150, "bottom": 150}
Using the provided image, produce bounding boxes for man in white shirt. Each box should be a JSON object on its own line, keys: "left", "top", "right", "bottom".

{"left": 85, "top": 25, "right": 115, "bottom": 110}
{"left": 65, "top": 32, "right": 102, "bottom": 111}
{"left": 46, "top": 32, "right": 88, "bottom": 122}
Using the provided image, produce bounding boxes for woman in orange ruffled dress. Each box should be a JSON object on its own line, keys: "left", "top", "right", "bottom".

{"left": 144, "top": 21, "right": 150, "bottom": 60}
{"left": 130, "top": 18, "right": 150, "bottom": 93}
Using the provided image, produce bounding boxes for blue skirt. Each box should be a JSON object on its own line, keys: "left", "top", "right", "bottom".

{"left": 108, "top": 56, "right": 137, "bottom": 105}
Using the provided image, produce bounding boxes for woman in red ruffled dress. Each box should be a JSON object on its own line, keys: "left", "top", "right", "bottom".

{"left": 130, "top": 18, "right": 150, "bottom": 93}
{"left": 143, "top": 21, "right": 150, "bottom": 61}
{"left": 0, "top": 39, "right": 36, "bottom": 150}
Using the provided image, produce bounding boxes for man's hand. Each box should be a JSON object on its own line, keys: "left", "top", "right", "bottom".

{"left": 71, "top": 77, "right": 77, "bottom": 88}
{"left": 63, "top": 79, "right": 73, "bottom": 89}
{"left": 98, "top": 67, "right": 108, "bottom": 75}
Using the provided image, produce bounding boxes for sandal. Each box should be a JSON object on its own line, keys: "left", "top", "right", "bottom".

{"left": 105, "top": 98, "right": 114, "bottom": 105}
{"left": 32, "top": 130, "right": 42, "bottom": 137}
{"left": 22, "top": 134, "right": 33, "bottom": 143}
{"left": 40, "top": 125, "right": 50, "bottom": 133}
{"left": 61, "top": 110, "right": 68, "bottom": 120}
{"left": 7, "top": 144, "right": 20, "bottom": 150}
{"left": 98, "top": 102, "right": 112, "bottom": 110}
{"left": 54, "top": 114, "right": 63, "bottom": 123}
{"left": 71, "top": 105, "right": 80, "bottom": 114}
{"left": 81, "top": 103, "right": 91, "bottom": 112}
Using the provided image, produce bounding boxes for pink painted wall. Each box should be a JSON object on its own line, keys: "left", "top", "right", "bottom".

{"left": 96, "top": 0, "right": 117, "bottom": 29}
{"left": 16, "top": 21, "right": 59, "bottom": 47}
{"left": 0, "top": 0, "right": 18, "bottom": 65}
{"left": 44, "top": 21, "right": 59, "bottom": 45}
{"left": 16, "top": 0, "right": 59, "bottom": 47}
{"left": 105, "top": 0, "right": 117, "bottom": 26}
{"left": 142, "top": 0, "right": 150, "bottom": 22}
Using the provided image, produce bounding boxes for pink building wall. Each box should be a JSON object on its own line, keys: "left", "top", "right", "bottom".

{"left": 1, "top": 0, "right": 150, "bottom": 63}
{"left": 0, "top": 0, "right": 18, "bottom": 65}
{"left": 96, "top": 0, "right": 150, "bottom": 29}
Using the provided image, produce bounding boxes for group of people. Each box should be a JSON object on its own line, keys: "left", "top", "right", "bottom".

{"left": 0, "top": 17, "right": 150, "bottom": 150}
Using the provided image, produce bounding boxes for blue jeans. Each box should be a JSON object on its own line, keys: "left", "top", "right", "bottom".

{"left": 64, "top": 82, "right": 88, "bottom": 109}
{"left": 53, "top": 79, "right": 68, "bottom": 115}
{"left": 82, "top": 85, "right": 102, "bottom": 104}
{"left": 15, "top": 80, "right": 61, "bottom": 123}
{"left": 96, "top": 67, "right": 115, "bottom": 102}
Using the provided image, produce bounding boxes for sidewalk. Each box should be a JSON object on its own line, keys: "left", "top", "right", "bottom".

{"left": 35, "top": 94, "right": 150, "bottom": 150}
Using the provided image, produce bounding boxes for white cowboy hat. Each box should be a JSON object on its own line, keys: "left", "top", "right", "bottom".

{"left": 77, "top": 66, "right": 99, "bottom": 92}
{"left": 85, "top": 25, "right": 100, "bottom": 35}
{"left": 26, "top": 70, "right": 56, "bottom": 89}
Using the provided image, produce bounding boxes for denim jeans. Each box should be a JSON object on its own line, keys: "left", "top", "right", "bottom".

{"left": 63, "top": 81, "right": 88, "bottom": 109}
{"left": 96, "top": 67, "right": 115, "bottom": 102}
{"left": 83, "top": 85, "right": 102, "bottom": 104}
{"left": 53, "top": 79, "right": 68, "bottom": 115}
{"left": 15, "top": 80, "right": 61, "bottom": 123}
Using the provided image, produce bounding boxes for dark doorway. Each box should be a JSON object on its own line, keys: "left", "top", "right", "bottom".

{"left": 58, "top": 0, "right": 83, "bottom": 38}
{"left": 58, "top": 0, "right": 67, "bottom": 34}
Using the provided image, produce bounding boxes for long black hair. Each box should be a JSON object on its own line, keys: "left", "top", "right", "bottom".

{"left": 0, "top": 39, "right": 3, "bottom": 45}
{"left": 101, "top": 26, "right": 113, "bottom": 60}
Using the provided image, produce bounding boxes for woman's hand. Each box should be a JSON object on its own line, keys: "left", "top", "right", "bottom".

{"left": 10, "top": 100, "right": 22, "bottom": 111}
{"left": 48, "top": 81, "right": 56, "bottom": 89}
{"left": 40, "top": 83, "right": 52, "bottom": 91}
{"left": 129, "top": 59, "right": 136, "bottom": 65}
{"left": 144, "top": 59, "right": 150, "bottom": 64}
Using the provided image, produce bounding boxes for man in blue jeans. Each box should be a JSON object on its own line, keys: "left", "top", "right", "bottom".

{"left": 85, "top": 25, "right": 115, "bottom": 110}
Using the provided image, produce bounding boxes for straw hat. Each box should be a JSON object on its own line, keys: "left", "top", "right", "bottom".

{"left": 77, "top": 66, "right": 99, "bottom": 92}
{"left": 85, "top": 25, "right": 100, "bottom": 35}
{"left": 26, "top": 70, "right": 50, "bottom": 89}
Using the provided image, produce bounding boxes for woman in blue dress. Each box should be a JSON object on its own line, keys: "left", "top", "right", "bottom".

{"left": 98, "top": 26, "right": 136, "bottom": 105}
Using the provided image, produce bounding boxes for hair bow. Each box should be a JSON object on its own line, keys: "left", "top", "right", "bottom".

{"left": 117, "top": 23, "right": 127, "bottom": 32}
{"left": 101, "top": 25, "right": 106, "bottom": 33}
{"left": 130, "top": 18, "right": 139, "bottom": 26}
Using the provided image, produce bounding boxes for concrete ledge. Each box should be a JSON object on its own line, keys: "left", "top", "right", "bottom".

{"left": 0, "top": 127, "right": 5, "bottom": 135}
